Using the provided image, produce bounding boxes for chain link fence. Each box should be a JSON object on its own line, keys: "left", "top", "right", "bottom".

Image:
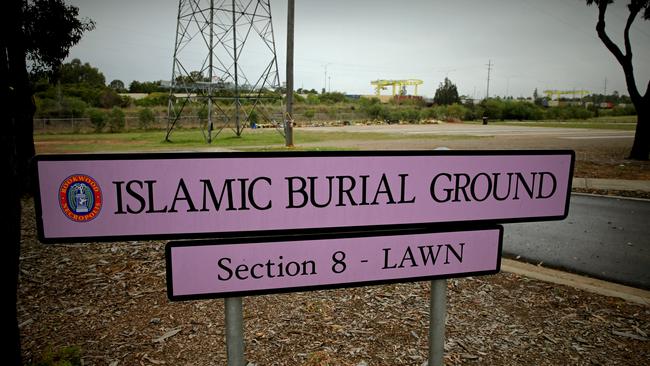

{"left": 34, "top": 109, "right": 369, "bottom": 134}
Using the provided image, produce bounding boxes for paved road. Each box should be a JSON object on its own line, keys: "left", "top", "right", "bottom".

{"left": 503, "top": 194, "right": 650, "bottom": 289}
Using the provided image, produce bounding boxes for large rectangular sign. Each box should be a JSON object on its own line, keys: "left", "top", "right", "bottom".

{"left": 35, "top": 150, "right": 573, "bottom": 242}
{"left": 166, "top": 227, "right": 503, "bottom": 300}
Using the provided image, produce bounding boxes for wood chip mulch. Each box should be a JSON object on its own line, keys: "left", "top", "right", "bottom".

{"left": 18, "top": 199, "right": 649, "bottom": 365}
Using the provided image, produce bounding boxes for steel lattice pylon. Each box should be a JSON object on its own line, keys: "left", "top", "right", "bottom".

{"left": 166, "top": 0, "right": 282, "bottom": 142}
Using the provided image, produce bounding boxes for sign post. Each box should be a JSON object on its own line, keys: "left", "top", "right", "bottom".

{"left": 429, "top": 279, "right": 446, "bottom": 366}
{"left": 225, "top": 297, "right": 245, "bottom": 366}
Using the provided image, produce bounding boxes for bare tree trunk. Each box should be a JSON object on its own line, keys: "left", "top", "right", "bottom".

{"left": 2, "top": 0, "right": 32, "bottom": 363}
{"left": 1, "top": 40, "right": 24, "bottom": 366}
{"left": 629, "top": 104, "right": 649, "bottom": 160}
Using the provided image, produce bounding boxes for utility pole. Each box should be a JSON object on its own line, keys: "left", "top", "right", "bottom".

{"left": 323, "top": 64, "right": 329, "bottom": 94}
{"left": 485, "top": 60, "right": 492, "bottom": 100}
{"left": 604, "top": 77, "right": 607, "bottom": 96}
{"left": 285, "top": 0, "right": 294, "bottom": 147}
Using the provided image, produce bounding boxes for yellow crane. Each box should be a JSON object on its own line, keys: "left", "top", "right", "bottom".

{"left": 371, "top": 79, "right": 423, "bottom": 96}
{"left": 543, "top": 89, "right": 590, "bottom": 100}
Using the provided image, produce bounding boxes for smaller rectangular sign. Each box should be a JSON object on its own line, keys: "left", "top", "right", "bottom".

{"left": 166, "top": 227, "right": 503, "bottom": 300}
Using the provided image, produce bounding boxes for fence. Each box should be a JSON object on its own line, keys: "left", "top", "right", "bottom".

{"left": 34, "top": 110, "right": 370, "bottom": 134}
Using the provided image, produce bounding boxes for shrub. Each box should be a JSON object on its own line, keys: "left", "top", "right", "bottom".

{"left": 305, "top": 94, "right": 320, "bottom": 105}
{"left": 248, "top": 109, "right": 259, "bottom": 127}
{"left": 502, "top": 101, "right": 545, "bottom": 120}
{"left": 98, "top": 88, "right": 123, "bottom": 108}
{"left": 419, "top": 107, "right": 436, "bottom": 120}
{"left": 61, "top": 97, "right": 88, "bottom": 118}
{"left": 607, "top": 105, "right": 636, "bottom": 116}
{"left": 326, "top": 107, "right": 338, "bottom": 120}
{"left": 107, "top": 107, "right": 125, "bottom": 133}
{"left": 319, "top": 92, "right": 347, "bottom": 104}
{"left": 197, "top": 106, "right": 208, "bottom": 124}
{"left": 135, "top": 92, "right": 170, "bottom": 107}
{"left": 385, "top": 109, "right": 402, "bottom": 124}
{"left": 481, "top": 99, "right": 504, "bottom": 120}
{"left": 87, "top": 108, "right": 106, "bottom": 133}
{"left": 446, "top": 103, "right": 468, "bottom": 120}
{"left": 463, "top": 104, "right": 484, "bottom": 121}
{"left": 545, "top": 106, "right": 593, "bottom": 120}
{"left": 401, "top": 108, "right": 421, "bottom": 123}
{"left": 360, "top": 98, "right": 388, "bottom": 120}
{"left": 304, "top": 109, "right": 315, "bottom": 122}
{"left": 361, "top": 103, "right": 385, "bottom": 120}
{"left": 138, "top": 108, "right": 155, "bottom": 130}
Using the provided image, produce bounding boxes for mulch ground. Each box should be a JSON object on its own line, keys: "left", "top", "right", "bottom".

{"left": 18, "top": 199, "right": 649, "bottom": 365}
{"left": 23, "top": 128, "right": 650, "bottom": 364}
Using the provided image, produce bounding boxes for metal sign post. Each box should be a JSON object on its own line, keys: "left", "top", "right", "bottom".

{"left": 225, "top": 297, "right": 245, "bottom": 366}
{"left": 428, "top": 279, "right": 446, "bottom": 366}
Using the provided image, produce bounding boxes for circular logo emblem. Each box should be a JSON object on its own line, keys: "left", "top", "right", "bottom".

{"left": 59, "top": 175, "right": 102, "bottom": 222}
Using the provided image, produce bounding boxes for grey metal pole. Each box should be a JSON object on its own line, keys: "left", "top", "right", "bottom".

{"left": 225, "top": 297, "right": 245, "bottom": 366}
{"left": 207, "top": 0, "right": 214, "bottom": 143}
{"left": 232, "top": 0, "right": 241, "bottom": 136}
{"left": 428, "top": 279, "right": 446, "bottom": 366}
{"left": 285, "top": 0, "right": 295, "bottom": 147}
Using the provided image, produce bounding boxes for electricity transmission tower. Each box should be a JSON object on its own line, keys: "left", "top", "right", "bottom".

{"left": 166, "top": 0, "right": 282, "bottom": 143}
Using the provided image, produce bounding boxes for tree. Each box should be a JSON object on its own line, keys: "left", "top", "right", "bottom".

{"left": 586, "top": 0, "right": 649, "bottom": 160}
{"left": 98, "top": 88, "right": 122, "bottom": 108}
{"left": 138, "top": 107, "right": 155, "bottom": 130}
{"left": 129, "top": 80, "right": 165, "bottom": 93}
{"left": 433, "top": 77, "right": 460, "bottom": 105}
{"left": 88, "top": 108, "right": 106, "bottom": 132}
{"left": 1, "top": 1, "right": 93, "bottom": 363}
{"left": 107, "top": 106, "right": 126, "bottom": 133}
{"left": 109, "top": 79, "right": 125, "bottom": 92}
{"left": 58, "top": 58, "right": 105, "bottom": 87}
{"left": 304, "top": 109, "right": 315, "bottom": 122}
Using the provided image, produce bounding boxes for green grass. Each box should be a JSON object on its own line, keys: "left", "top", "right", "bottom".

{"left": 35, "top": 115, "right": 635, "bottom": 154}
{"left": 34, "top": 128, "right": 486, "bottom": 153}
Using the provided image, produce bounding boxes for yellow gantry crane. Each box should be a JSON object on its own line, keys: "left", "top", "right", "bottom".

{"left": 543, "top": 89, "right": 590, "bottom": 100}
{"left": 371, "top": 79, "right": 423, "bottom": 96}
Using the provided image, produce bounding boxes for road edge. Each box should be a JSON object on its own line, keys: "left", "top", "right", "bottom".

{"left": 501, "top": 258, "right": 650, "bottom": 306}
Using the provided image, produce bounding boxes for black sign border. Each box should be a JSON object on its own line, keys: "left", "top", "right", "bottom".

{"left": 35, "top": 150, "right": 574, "bottom": 243}
{"left": 165, "top": 225, "right": 504, "bottom": 301}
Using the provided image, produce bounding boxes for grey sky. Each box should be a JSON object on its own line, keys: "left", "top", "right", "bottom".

{"left": 66, "top": 0, "right": 650, "bottom": 98}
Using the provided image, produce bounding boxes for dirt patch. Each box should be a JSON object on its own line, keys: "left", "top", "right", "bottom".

{"left": 17, "top": 199, "right": 649, "bottom": 365}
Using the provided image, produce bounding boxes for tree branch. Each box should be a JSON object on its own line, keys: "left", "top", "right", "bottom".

{"left": 623, "top": 3, "right": 640, "bottom": 64}
{"left": 596, "top": 2, "right": 641, "bottom": 102}
{"left": 596, "top": 3, "right": 625, "bottom": 63}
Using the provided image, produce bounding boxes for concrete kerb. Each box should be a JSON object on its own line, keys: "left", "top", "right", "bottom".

{"left": 501, "top": 259, "right": 650, "bottom": 306}
{"left": 572, "top": 177, "right": 650, "bottom": 192}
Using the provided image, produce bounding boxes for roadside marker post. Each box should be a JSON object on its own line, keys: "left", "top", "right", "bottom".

{"left": 34, "top": 150, "right": 574, "bottom": 365}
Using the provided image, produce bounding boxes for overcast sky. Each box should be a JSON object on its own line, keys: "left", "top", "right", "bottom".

{"left": 66, "top": 0, "right": 650, "bottom": 99}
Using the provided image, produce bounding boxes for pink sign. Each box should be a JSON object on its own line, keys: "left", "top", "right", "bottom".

{"left": 35, "top": 151, "right": 573, "bottom": 242}
{"left": 166, "top": 227, "right": 502, "bottom": 299}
